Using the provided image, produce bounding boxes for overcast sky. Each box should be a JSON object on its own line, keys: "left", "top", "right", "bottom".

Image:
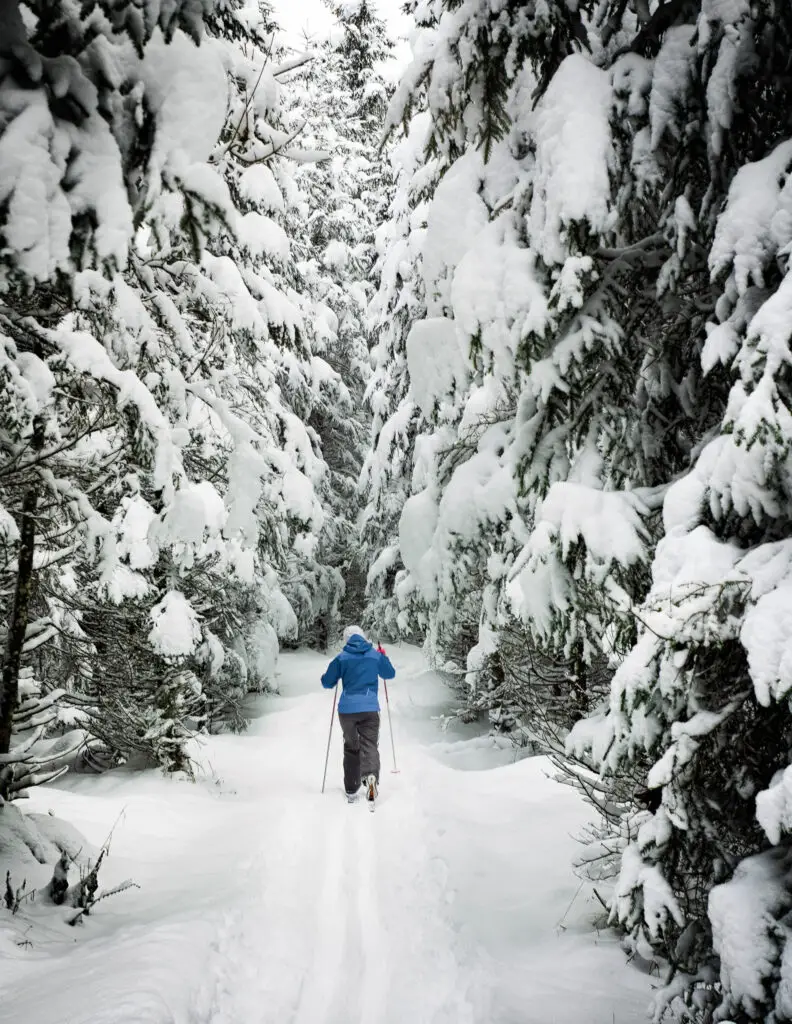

{"left": 275, "top": 0, "right": 413, "bottom": 78}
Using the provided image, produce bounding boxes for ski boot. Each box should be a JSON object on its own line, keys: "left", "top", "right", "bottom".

{"left": 364, "top": 774, "right": 378, "bottom": 810}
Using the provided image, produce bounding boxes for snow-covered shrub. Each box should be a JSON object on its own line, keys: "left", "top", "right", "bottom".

{"left": 0, "top": 799, "right": 94, "bottom": 921}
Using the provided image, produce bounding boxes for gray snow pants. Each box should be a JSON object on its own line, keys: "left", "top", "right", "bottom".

{"left": 338, "top": 711, "right": 380, "bottom": 794}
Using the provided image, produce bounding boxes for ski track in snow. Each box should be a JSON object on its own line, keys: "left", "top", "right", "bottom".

{"left": 190, "top": 648, "right": 484, "bottom": 1024}
{"left": 201, "top": 748, "right": 469, "bottom": 1024}
{"left": 0, "top": 645, "right": 651, "bottom": 1024}
{"left": 292, "top": 810, "right": 346, "bottom": 1024}
{"left": 356, "top": 810, "right": 388, "bottom": 1024}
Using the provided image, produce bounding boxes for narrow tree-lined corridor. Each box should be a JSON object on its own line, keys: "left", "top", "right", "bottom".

{"left": 3, "top": 0, "right": 792, "bottom": 1020}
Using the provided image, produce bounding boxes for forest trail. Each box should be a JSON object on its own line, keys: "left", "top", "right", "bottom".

{"left": 0, "top": 647, "right": 650, "bottom": 1024}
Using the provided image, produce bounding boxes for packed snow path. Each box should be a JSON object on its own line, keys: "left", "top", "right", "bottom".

{"left": 1, "top": 647, "right": 650, "bottom": 1024}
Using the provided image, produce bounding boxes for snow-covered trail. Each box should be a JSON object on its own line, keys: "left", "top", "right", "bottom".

{"left": 190, "top": 649, "right": 485, "bottom": 1024}
{"left": 1, "top": 646, "right": 650, "bottom": 1024}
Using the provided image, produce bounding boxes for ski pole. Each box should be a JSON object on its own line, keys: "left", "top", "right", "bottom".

{"left": 383, "top": 677, "right": 399, "bottom": 774}
{"left": 321, "top": 687, "right": 338, "bottom": 793}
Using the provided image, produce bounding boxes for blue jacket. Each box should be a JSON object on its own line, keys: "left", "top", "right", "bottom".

{"left": 321, "top": 635, "right": 396, "bottom": 713}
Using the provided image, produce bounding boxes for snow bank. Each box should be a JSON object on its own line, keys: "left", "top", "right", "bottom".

{"left": 0, "top": 802, "right": 92, "bottom": 873}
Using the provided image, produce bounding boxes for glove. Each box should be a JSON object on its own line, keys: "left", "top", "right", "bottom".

{"left": 377, "top": 644, "right": 387, "bottom": 655}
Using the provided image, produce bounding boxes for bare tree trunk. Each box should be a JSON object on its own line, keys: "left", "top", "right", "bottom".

{"left": 0, "top": 483, "right": 38, "bottom": 756}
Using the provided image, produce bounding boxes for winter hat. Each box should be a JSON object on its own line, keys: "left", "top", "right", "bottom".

{"left": 343, "top": 624, "right": 367, "bottom": 642}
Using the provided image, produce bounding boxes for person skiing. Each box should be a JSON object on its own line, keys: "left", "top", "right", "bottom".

{"left": 321, "top": 625, "right": 395, "bottom": 804}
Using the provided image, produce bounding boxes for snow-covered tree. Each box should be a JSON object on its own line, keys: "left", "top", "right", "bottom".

{"left": 0, "top": 0, "right": 232, "bottom": 781}
{"left": 372, "top": 0, "right": 733, "bottom": 707}
{"left": 285, "top": 0, "right": 394, "bottom": 645}
{"left": 361, "top": 99, "right": 437, "bottom": 642}
{"left": 372, "top": 0, "right": 792, "bottom": 1016}
{"left": 568, "top": 8, "right": 792, "bottom": 1019}
{"left": 0, "top": 0, "right": 343, "bottom": 783}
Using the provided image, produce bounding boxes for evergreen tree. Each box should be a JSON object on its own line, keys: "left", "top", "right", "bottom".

{"left": 0, "top": 0, "right": 344, "bottom": 783}
{"left": 361, "top": 102, "right": 437, "bottom": 642}
{"left": 286, "top": 0, "right": 394, "bottom": 645}
{"left": 373, "top": 0, "right": 792, "bottom": 1016}
{"left": 1, "top": 0, "right": 231, "bottom": 782}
